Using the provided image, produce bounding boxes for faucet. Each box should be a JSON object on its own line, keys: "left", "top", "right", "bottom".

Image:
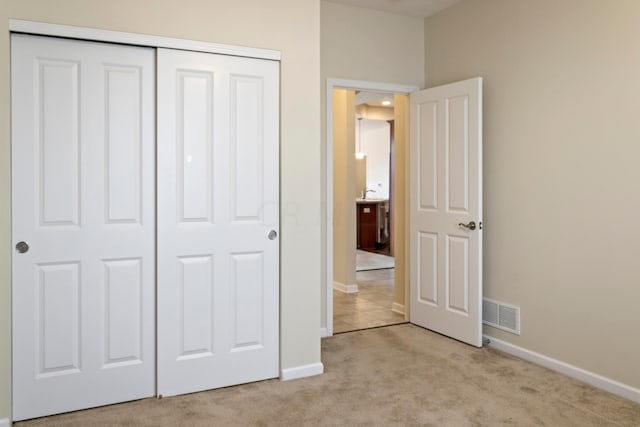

{"left": 361, "top": 187, "right": 376, "bottom": 199}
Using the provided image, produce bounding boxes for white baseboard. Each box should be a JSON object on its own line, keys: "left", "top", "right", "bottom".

{"left": 280, "top": 362, "right": 324, "bottom": 381}
{"left": 0, "top": 418, "right": 9, "bottom": 427}
{"left": 333, "top": 280, "right": 358, "bottom": 293}
{"left": 484, "top": 335, "right": 640, "bottom": 404}
{"left": 391, "top": 302, "right": 405, "bottom": 315}
{"left": 320, "top": 327, "right": 330, "bottom": 338}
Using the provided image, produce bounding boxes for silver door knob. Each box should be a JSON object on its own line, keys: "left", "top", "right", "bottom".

{"left": 268, "top": 230, "right": 278, "bottom": 240}
{"left": 458, "top": 221, "right": 476, "bottom": 231}
{"left": 15, "top": 241, "right": 29, "bottom": 253}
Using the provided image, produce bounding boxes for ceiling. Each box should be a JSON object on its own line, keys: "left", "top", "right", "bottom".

{"left": 356, "top": 91, "right": 394, "bottom": 108}
{"left": 333, "top": 1, "right": 464, "bottom": 109}
{"left": 325, "top": 0, "right": 462, "bottom": 18}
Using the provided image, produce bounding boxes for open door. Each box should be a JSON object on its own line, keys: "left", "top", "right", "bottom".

{"left": 409, "top": 78, "right": 483, "bottom": 347}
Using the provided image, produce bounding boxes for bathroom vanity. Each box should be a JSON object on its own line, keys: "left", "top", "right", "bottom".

{"left": 356, "top": 198, "right": 390, "bottom": 252}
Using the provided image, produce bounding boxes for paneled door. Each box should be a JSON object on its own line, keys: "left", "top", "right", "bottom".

{"left": 409, "top": 78, "right": 483, "bottom": 347}
{"left": 11, "top": 35, "right": 156, "bottom": 420}
{"left": 157, "top": 49, "right": 280, "bottom": 396}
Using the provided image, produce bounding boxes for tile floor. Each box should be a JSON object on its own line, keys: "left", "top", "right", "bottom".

{"left": 333, "top": 268, "right": 407, "bottom": 333}
{"left": 356, "top": 249, "right": 394, "bottom": 271}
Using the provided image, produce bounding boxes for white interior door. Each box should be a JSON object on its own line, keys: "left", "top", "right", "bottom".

{"left": 11, "top": 34, "right": 156, "bottom": 420}
{"left": 409, "top": 78, "right": 483, "bottom": 347}
{"left": 157, "top": 48, "right": 280, "bottom": 396}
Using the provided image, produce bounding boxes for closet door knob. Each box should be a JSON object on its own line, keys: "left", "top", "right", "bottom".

{"left": 268, "top": 230, "right": 278, "bottom": 240}
{"left": 15, "top": 241, "right": 30, "bottom": 253}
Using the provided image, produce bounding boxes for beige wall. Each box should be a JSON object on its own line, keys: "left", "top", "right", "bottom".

{"left": 320, "top": 0, "right": 424, "bottom": 329}
{"left": 321, "top": 1, "right": 425, "bottom": 86}
{"left": 425, "top": 0, "right": 640, "bottom": 389}
{"left": 0, "top": 0, "right": 321, "bottom": 420}
{"left": 333, "top": 90, "right": 357, "bottom": 289}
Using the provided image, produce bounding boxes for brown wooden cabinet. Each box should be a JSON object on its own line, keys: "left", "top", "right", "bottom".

{"left": 357, "top": 202, "right": 379, "bottom": 250}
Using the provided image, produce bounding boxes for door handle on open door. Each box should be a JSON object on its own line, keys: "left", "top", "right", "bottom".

{"left": 458, "top": 221, "right": 476, "bottom": 231}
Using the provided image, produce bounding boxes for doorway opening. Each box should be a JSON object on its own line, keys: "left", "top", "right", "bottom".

{"left": 325, "top": 79, "right": 418, "bottom": 337}
{"left": 336, "top": 101, "right": 398, "bottom": 333}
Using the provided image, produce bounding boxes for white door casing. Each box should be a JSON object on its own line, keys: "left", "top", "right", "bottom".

{"left": 11, "top": 35, "right": 156, "bottom": 420}
{"left": 323, "top": 79, "right": 419, "bottom": 337}
{"left": 409, "top": 78, "right": 483, "bottom": 347}
{"left": 157, "top": 48, "right": 280, "bottom": 396}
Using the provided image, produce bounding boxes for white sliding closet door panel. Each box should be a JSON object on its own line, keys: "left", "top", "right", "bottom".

{"left": 157, "top": 49, "right": 279, "bottom": 396}
{"left": 11, "top": 34, "right": 156, "bottom": 421}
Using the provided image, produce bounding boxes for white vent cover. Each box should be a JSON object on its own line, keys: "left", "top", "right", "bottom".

{"left": 483, "top": 298, "right": 520, "bottom": 335}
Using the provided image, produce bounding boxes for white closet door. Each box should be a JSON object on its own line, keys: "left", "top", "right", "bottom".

{"left": 157, "top": 49, "right": 280, "bottom": 396}
{"left": 11, "top": 35, "right": 156, "bottom": 420}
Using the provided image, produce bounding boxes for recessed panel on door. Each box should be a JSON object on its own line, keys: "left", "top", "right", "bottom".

{"left": 105, "top": 66, "right": 143, "bottom": 224}
{"left": 178, "top": 71, "right": 214, "bottom": 223}
{"left": 178, "top": 255, "right": 215, "bottom": 359}
{"left": 38, "top": 60, "right": 80, "bottom": 227}
{"left": 104, "top": 258, "right": 143, "bottom": 366}
{"left": 446, "top": 95, "right": 469, "bottom": 213}
{"left": 446, "top": 236, "right": 469, "bottom": 314}
{"left": 231, "top": 76, "right": 264, "bottom": 222}
{"left": 419, "top": 101, "right": 438, "bottom": 211}
{"left": 37, "top": 262, "right": 81, "bottom": 377}
{"left": 418, "top": 232, "right": 437, "bottom": 306}
{"left": 231, "top": 252, "right": 264, "bottom": 350}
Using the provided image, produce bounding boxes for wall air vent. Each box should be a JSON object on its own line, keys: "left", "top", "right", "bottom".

{"left": 483, "top": 298, "right": 520, "bottom": 335}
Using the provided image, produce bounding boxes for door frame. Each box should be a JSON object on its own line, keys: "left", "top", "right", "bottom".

{"left": 324, "top": 78, "right": 418, "bottom": 337}
{"left": 9, "top": 20, "right": 280, "bottom": 60}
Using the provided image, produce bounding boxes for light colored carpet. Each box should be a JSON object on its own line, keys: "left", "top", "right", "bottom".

{"left": 18, "top": 324, "right": 640, "bottom": 426}
{"left": 356, "top": 249, "right": 394, "bottom": 271}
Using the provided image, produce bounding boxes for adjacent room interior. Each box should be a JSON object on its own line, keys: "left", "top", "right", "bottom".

{"left": 332, "top": 91, "right": 406, "bottom": 333}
